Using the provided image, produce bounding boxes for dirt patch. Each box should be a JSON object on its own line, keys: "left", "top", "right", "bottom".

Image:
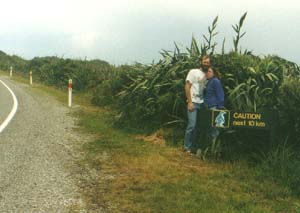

{"left": 135, "top": 131, "right": 166, "bottom": 146}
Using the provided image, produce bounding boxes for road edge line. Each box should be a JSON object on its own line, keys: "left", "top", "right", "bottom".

{"left": 0, "top": 79, "right": 19, "bottom": 133}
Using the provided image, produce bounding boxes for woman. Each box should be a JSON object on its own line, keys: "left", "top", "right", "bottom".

{"left": 204, "top": 68, "right": 224, "bottom": 110}
{"left": 204, "top": 67, "right": 224, "bottom": 144}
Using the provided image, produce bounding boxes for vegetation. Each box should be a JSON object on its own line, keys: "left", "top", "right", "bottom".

{"left": 0, "top": 51, "right": 113, "bottom": 91}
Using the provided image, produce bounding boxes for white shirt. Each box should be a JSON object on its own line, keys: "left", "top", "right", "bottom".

{"left": 186, "top": 68, "right": 206, "bottom": 103}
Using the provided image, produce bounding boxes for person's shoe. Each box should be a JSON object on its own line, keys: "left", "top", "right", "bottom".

{"left": 196, "top": 148, "right": 202, "bottom": 158}
{"left": 183, "top": 146, "right": 190, "bottom": 151}
{"left": 183, "top": 148, "right": 192, "bottom": 154}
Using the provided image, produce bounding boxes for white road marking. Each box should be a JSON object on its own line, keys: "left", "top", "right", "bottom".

{"left": 0, "top": 79, "right": 18, "bottom": 133}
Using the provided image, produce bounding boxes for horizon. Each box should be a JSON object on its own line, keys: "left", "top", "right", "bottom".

{"left": 1, "top": 48, "right": 298, "bottom": 67}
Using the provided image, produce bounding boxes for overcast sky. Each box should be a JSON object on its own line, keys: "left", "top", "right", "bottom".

{"left": 1, "top": 0, "right": 299, "bottom": 64}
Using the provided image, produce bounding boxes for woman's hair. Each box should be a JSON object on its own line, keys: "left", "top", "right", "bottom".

{"left": 211, "top": 67, "right": 221, "bottom": 79}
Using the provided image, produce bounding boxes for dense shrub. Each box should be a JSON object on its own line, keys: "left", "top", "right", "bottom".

{"left": 278, "top": 77, "right": 300, "bottom": 145}
{"left": 91, "top": 80, "right": 114, "bottom": 106}
{"left": 0, "top": 51, "right": 28, "bottom": 72}
{"left": 0, "top": 54, "right": 114, "bottom": 92}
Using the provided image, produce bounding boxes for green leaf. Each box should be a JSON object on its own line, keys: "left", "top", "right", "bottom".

{"left": 240, "top": 32, "right": 246, "bottom": 38}
{"left": 266, "top": 73, "right": 279, "bottom": 81}
{"left": 228, "top": 83, "right": 246, "bottom": 98}
{"left": 239, "top": 12, "right": 247, "bottom": 26}
{"left": 213, "top": 16, "right": 218, "bottom": 27}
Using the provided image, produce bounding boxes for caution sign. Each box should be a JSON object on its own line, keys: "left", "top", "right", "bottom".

{"left": 199, "top": 109, "right": 277, "bottom": 130}
{"left": 198, "top": 109, "right": 279, "bottom": 143}
{"left": 209, "top": 110, "right": 275, "bottom": 129}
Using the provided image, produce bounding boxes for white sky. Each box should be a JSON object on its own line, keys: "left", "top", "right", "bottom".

{"left": 0, "top": 0, "right": 300, "bottom": 64}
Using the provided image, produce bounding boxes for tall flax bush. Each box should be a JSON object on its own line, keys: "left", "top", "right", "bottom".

{"left": 115, "top": 14, "right": 293, "bottom": 129}
{"left": 117, "top": 46, "right": 199, "bottom": 127}
{"left": 214, "top": 54, "right": 288, "bottom": 111}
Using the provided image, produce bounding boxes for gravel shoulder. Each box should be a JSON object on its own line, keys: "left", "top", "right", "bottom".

{"left": 0, "top": 76, "right": 88, "bottom": 212}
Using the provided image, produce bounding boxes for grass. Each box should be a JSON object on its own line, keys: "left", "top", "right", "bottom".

{"left": 76, "top": 107, "right": 300, "bottom": 212}
{"left": 2, "top": 70, "right": 300, "bottom": 212}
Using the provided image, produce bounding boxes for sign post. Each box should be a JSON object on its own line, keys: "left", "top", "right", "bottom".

{"left": 29, "top": 71, "right": 33, "bottom": 85}
{"left": 10, "top": 66, "right": 12, "bottom": 78}
{"left": 68, "top": 79, "right": 72, "bottom": 107}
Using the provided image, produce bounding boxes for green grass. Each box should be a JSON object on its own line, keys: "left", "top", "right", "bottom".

{"left": 3, "top": 70, "right": 300, "bottom": 212}
{"left": 75, "top": 107, "right": 300, "bottom": 212}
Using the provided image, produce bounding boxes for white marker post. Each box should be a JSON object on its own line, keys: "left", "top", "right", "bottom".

{"left": 10, "top": 66, "right": 12, "bottom": 78}
{"left": 68, "top": 79, "right": 72, "bottom": 107}
{"left": 29, "top": 71, "right": 33, "bottom": 85}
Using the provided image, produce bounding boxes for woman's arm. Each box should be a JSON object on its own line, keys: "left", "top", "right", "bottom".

{"left": 214, "top": 79, "right": 224, "bottom": 108}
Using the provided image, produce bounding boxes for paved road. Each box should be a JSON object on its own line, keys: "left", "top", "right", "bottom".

{"left": 0, "top": 76, "right": 86, "bottom": 212}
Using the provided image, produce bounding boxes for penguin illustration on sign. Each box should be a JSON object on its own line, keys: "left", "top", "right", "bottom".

{"left": 215, "top": 111, "right": 227, "bottom": 127}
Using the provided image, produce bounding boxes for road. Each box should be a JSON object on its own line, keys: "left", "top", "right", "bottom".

{"left": 0, "top": 76, "right": 86, "bottom": 212}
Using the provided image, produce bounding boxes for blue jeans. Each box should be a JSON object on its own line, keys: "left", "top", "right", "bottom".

{"left": 207, "top": 106, "right": 220, "bottom": 143}
{"left": 184, "top": 102, "right": 201, "bottom": 150}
